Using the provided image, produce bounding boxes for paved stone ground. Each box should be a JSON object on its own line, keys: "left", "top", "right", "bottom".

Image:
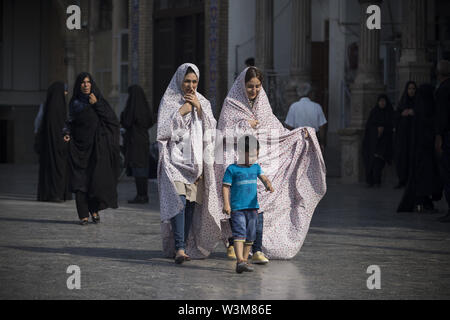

{"left": 1, "top": 164, "right": 450, "bottom": 300}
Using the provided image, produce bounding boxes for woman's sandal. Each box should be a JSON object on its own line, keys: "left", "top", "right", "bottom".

{"left": 80, "top": 219, "right": 89, "bottom": 226}
{"left": 91, "top": 213, "right": 100, "bottom": 224}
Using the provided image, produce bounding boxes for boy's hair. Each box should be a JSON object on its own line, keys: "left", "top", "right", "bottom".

{"left": 237, "top": 135, "right": 260, "bottom": 154}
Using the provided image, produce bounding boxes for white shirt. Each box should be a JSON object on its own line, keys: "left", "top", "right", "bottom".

{"left": 285, "top": 97, "right": 327, "bottom": 132}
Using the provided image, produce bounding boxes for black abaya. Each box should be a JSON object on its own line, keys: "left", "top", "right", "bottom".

{"left": 66, "top": 73, "right": 120, "bottom": 212}
{"left": 397, "top": 84, "right": 442, "bottom": 212}
{"left": 36, "top": 82, "right": 72, "bottom": 202}
{"left": 362, "top": 95, "right": 394, "bottom": 185}
{"left": 394, "top": 81, "right": 417, "bottom": 186}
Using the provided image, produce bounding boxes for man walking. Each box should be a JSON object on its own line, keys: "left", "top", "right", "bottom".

{"left": 285, "top": 83, "right": 327, "bottom": 152}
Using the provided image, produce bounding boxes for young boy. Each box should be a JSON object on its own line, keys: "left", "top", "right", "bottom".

{"left": 222, "top": 135, "right": 274, "bottom": 274}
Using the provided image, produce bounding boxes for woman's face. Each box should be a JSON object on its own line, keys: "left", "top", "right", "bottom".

{"left": 80, "top": 77, "right": 92, "bottom": 95}
{"left": 182, "top": 72, "right": 198, "bottom": 95}
{"left": 407, "top": 83, "right": 416, "bottom": 98}
{"left": 378, "top": 98, "right": 386, "bottom": 109}
{"left": 245, "top": 77, "right": 262, "bottom": 101}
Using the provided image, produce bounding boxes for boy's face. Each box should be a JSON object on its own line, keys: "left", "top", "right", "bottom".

{"left": 239, "top": 149, "right": 259, "bottom": 166}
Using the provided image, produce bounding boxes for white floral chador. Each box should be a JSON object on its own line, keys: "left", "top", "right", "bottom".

{"left": 157, "top": 63, "right": 220, "bottom": 258}
{"left": 215, "top": 67, "right": 327, "bottom": 259}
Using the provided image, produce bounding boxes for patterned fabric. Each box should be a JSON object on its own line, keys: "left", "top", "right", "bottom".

{"left": 215, "top": 67, "right": 327, "bottom": 259}
{"left": 157, "top": 63, "right": 220, "bottom": 258}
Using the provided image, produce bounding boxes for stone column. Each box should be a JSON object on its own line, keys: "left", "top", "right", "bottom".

{"left": 137, "top": 0, "right": 154, "bottom": 103}
{"left": 205, "top": 0, "right": 228, "bottom": 118}
{"left": 285, "top": 0, "right": 312, "bottom": 109}
{"left": 255, "top": 0, "right": 274, "bottom": 72}
{"left": 338, "top": 0, "right": 385, "bottom": 184}
{"left": 255, "top": 0, "right": 278, "bottom": 116}
{"left": 110, "top": 0, "right": 128, "bottom": 113}
{"left": 397, "top": 0, "right": 432, "bottom": 92}
{"left": 88, "top": 0, "right": 100, "bottom": 74}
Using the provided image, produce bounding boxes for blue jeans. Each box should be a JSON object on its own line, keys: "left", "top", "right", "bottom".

{"left": 230, "top": 209, "right": 258, "bottom": 245}
{"left": 228, "top": 212, "right": 263, "bottom": 251}
{"left": 170, "top": 196, "right": 195, "bottom": 251}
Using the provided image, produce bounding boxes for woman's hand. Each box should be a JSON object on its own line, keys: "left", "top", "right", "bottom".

{"left": 303, "top": 128, "right": 309, "bottom": 139}
{"left": 249, "top": 120, "right": 259, "bottom": 129}
{"left": 195, "top": 175, "right": 203, "bottom": 184}
{"left": 179, "top": 103, "right": 193, "bottom": 116}
{"left": 63, "top": 135, "right": 70, "bottom": 143}
{"left": 377, "top": 127, "right": 384, "bottom": 137}
{"left": 89, "top": 94, "right": 97, "bottom": 105}
{"left": 184, "top": 93, "right": 202, "bottom": 118}
{"left": 401, "top": 109, "right": 409, "bottom": 117}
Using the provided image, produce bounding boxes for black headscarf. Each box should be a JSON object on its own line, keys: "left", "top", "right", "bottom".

{"left": 70, "top": 72, "right": 103, "bottom": 115}
{"left": 121, "top": 85, "right": 155, "bottom": 129}
{"left": 120, "top": 85, "right": 155, "bottom": 170}
{"left": 398, "top": 81, "right": 417, "bottom": 111}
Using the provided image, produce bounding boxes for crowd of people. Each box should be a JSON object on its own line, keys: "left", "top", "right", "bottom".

{"left": 362, "top": 60, "right": 450, "bottom": 222}
{"left": 34, "top": 64, "right": 327, "bottom": 273}
{"left": 36, "top": 59, "right": 450, "bottom": 268}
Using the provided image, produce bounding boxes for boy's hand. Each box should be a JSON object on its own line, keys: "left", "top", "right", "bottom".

{"left": 266, "top": 184, "right": 274, "bottom": 193}
{"left": 223, "top": 205, "right": 231, "bottom": 215}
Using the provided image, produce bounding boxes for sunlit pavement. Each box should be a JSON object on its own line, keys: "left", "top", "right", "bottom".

{"left": 1, "top": 164, "right": 449, "bottom": 299}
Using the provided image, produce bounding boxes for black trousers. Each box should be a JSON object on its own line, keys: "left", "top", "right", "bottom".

{"left": 75, "top": 191, "right": 99, "bottom": 220}
{"left": 367, "top": 157, "right": 385, "bottom": 185}
{"left": 135, "top": 177, "right": 148, "bottom": 197}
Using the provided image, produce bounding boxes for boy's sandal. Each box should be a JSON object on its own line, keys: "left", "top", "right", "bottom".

{"left": 175, "top": 255, "right": 185, "bottom": 264}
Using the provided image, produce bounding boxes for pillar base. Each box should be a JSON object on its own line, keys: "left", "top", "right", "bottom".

{"left": 338, "top": 127, "right": 365, "bottom": 184}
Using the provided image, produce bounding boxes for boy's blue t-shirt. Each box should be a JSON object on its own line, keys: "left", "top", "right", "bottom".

{"left": 222, "top": 163, "right": 263, "bottom": 212}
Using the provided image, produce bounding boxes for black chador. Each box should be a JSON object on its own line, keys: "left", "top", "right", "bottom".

{"left": 394, "top": 81, "right": 417, "bottom": 188}
{"left": 397, "top": 84, "right": 442, "bottom": 212}
{"left": 362, "top": 94, "right": 394, "bottom": 187}
{"left": 120, "top": 85, "right": 156, "bottom": 204}
{"left": 65, "top": 73, "right": 120, "bottom": 224}
{"left": 36, "top": 82, "right": 72, "bottom": 202}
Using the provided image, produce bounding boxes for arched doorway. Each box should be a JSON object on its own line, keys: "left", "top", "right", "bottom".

{"left": 153, "top": 0, "right": 205, "bottom": 109}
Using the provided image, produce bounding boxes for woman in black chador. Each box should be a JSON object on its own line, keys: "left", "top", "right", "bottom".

{"left": 362, "top": 94, "right": 394, "bottom": 187}
{"left": 120, "top": 85, "right": 155, "bottom": 204}
{"left": 63, "top": 73, "right": 120, "bottom": 225}
{"left": 394, "top": 81, "right": 417, "bottom": 188}
{"left": 36, "top": 82, "right": 72, "bottom": 202}
{"left": 397, "top": 84, "right": 442, "bottom": 213}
